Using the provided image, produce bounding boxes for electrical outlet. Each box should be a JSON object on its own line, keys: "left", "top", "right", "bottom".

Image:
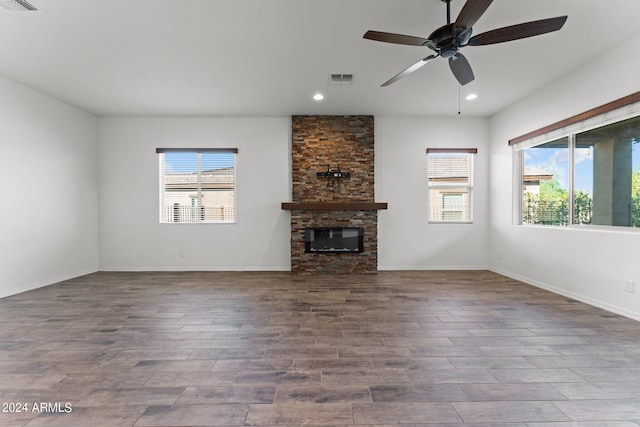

{"left": 624, "top": 280, "right": 635, "bottom": 293}
{"left": 496, "top": 251, "right": 502, "bottom": 260}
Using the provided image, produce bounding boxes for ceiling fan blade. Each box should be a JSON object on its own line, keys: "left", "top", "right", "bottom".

{"left": 381, "top": 55, "right": 437, "bottom": 87}
{"left": 455, "top": 0, "right": 493, "bottom": 29}
{"left": 449, "top": 52, "right": 475, "bottom": 86}
{"left": 364, "top": 30, "right": 429, "bottom": 46}
{"left": 468, "top": 16, "right": 568, "bottom": 46}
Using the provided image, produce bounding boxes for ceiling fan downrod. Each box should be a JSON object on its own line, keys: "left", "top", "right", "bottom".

{"left": 442, "top": 0, "right": 452, "bottom": 24}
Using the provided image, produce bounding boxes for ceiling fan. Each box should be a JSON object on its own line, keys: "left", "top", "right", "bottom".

{"left": 364, "top": 0, "right": 567, "bottom": 86}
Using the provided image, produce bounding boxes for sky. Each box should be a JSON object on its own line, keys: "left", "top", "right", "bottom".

{"left": 163, "top": 151, "right": 235, "bottom": 174}
{"left": 524, "top": 137, "right": 640, "bottom": 193}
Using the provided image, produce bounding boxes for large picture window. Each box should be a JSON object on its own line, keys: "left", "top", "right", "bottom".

{"left": 157, "top": 148, "right": 237, "bottom": 224}
{"left": 513, "top": 93, "right": 640, "bottom": 228}
{"left": 427, "top": 148, "right": 476, "bottom": 223}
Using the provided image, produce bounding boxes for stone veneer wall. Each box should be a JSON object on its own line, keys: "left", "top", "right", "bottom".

{"left": 290, "top": 115, "right": 377, "bottom": 274}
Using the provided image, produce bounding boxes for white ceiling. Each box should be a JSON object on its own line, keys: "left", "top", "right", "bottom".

{"left": 1, "top": 0, "right": 639, "bottom": 117}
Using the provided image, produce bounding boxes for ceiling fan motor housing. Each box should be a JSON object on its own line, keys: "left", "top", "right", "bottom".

{"left": 427, "top": 23, "right": 472, "bottom": 58}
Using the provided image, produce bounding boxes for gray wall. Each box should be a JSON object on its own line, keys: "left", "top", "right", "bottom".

{"left": 0, "top": 75, "right": 99, "bottom": 298}
{"left": 376, "top": 117, "right": 489, "bottom": 270}
{"left": 98, "top": 117, "right": 292, "bottom": 271}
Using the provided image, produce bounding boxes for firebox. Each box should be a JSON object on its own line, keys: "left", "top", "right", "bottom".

{"left": 304, "top": 227, "right": 364, "bottom": 253}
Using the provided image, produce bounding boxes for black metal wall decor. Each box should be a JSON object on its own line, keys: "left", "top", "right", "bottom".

{"left": 317, "top": 164, "right": 350, "bottom": 190}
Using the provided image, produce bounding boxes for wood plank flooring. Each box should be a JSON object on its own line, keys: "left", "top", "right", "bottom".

{"left": 1, "top": 270, "right": 640, "bottom": 426}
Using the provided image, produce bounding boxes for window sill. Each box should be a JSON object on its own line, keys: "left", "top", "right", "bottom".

{"left": 516, "top": 223, "right": 640, "bottom": 235}
{"left": 160, "top": 221, "right": 236, "bottom": 225}
{"left": 428, "top": 221, "right": 474, "bottom": 225}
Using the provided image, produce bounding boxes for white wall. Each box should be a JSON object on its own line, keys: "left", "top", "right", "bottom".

{"left": 0, "top": 75, "right": 99, "bottom": 298}
{"left": 377, "top": 117, "right": 489, "bottom": 270}
{"left": 489, "top": 32, "right": 640, "bottom": 320}
{"left": 99, "top": 116, "right": 489, "bottom": 272}
{"left": 98, "top": 117, "right": 291, "bottom": 271}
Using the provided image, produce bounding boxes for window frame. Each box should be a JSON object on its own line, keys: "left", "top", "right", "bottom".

{"left": 157, "top": 148, "right": 238, "bottom": 224}
{"left": 511, "top": 92, "right": 640, "bottom": 230}
{"left": 426, "top": 148, "right": 477, "bottom": 224}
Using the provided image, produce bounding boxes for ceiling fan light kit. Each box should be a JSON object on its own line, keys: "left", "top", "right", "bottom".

{"left": 364, "top": 0, "right": 567, "bottom": 87}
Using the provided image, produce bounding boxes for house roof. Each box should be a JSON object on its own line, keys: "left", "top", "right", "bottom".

{"left": 165, "top": 168, "right": 234, "bottom": 191}
{"left": 428, "top": 155, "right": 470, "bottom": 183}
{"left": 523, "top": 166, "right": 554, "bottom": 182}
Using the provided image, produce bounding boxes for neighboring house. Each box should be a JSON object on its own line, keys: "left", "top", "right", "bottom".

{"left": 523, "top": 166, "right": 554, "bottom": 194}
{"left": 162, "top": 167, "right": 235, "bottom": 222}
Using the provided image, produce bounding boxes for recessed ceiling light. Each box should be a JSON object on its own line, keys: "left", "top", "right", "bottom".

{"left": 313, "top": 93, "right": 324, "bottom": 101}
{"left": 465, "top": 93, "right": 478, "bottom": 101}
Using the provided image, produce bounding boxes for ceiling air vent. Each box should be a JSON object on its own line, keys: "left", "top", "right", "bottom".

{"left": 330, "top": 74, "right": 354, "bottom": 86}
{"left": 0, "top": 0, "right": 37, "bottom": 11}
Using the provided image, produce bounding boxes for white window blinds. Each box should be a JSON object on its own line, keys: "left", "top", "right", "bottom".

{"left": 427, "top": 148, "right": 476, "bottom": 223}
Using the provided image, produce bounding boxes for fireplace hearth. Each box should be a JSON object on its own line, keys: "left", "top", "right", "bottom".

{"left": 305, "top": 227, "right": 363, "bottom": 253}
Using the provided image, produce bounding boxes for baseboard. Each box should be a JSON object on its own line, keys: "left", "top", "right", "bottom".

{"left": 98, "top": 266, "right": 291, "bottom": 272}
{"left": 489, "top": 267, "right": 640, "bottom": 322}
{"left": 0, "top": 268, "right": 98, "bottom": 299}
{"left": 378, "top": 265, "right": 488, "bottom": 271}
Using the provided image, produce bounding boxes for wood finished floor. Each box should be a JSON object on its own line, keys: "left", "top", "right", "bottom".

{"left": 1, "top": 271, "right": 640, "bottom": 426}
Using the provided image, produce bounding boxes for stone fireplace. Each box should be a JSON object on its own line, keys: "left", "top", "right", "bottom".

{"left": 282, "top": 115, "right": 387, "bottom": 274}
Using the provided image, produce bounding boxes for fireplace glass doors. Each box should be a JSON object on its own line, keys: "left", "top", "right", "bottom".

{"left": 304, "top": 227, "right": 364, "bottom": 253}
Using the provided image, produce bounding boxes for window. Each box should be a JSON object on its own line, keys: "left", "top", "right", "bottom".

{"left": 157, "top": 148, "right": 237, "bottom": 223}
{"left": 427, "top": 148, "right": 476, "bottom": 223}
{"left": 521, "top": 138, "right": 569, "bottom": 226}
{"left": 574, "top": 116, "right": 640, "bottom": 227}
{"left": 512, "top": 92, "right": 640, "bottom": 228}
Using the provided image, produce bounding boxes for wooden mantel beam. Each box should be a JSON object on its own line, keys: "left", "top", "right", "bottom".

{"left": 281, "top": 202, "right": 388, "bottom": 211}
